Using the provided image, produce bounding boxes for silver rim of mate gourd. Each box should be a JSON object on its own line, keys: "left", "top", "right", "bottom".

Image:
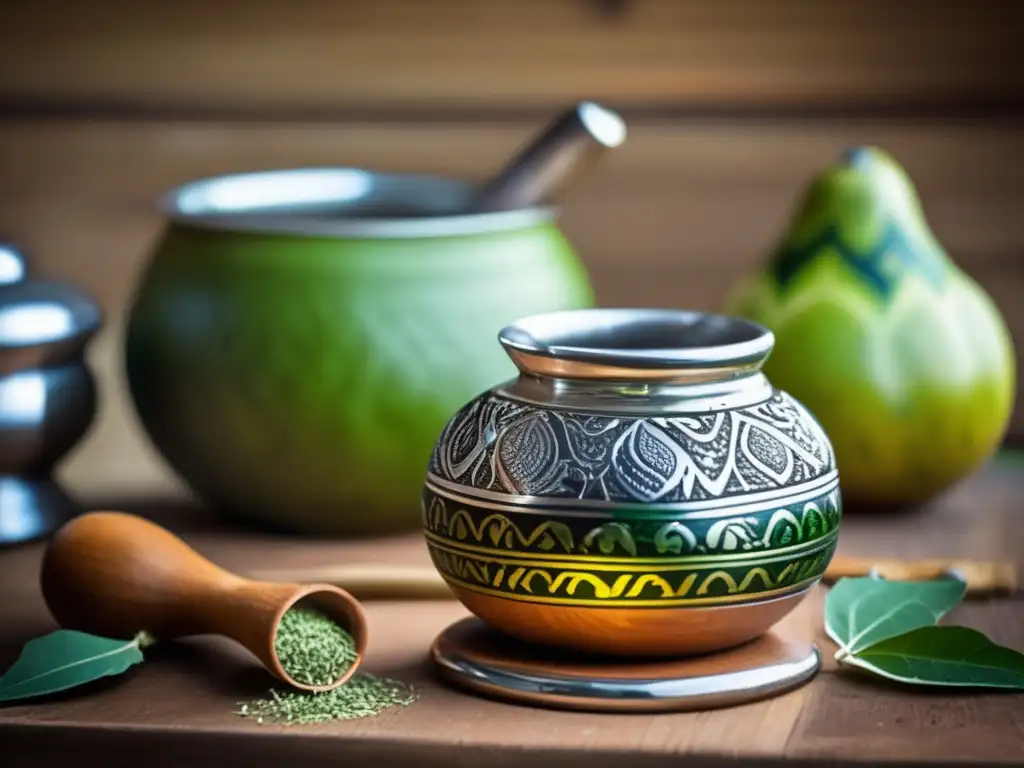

{"left": 498, "top": 308, "right": 775, "bottom": 381}
{"left": 159, "top": 168, "right": 556, "bottom": 239}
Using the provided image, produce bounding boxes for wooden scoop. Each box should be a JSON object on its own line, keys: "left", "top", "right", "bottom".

{"left": 39, "top": 511, "right": 368, "bottom": 693}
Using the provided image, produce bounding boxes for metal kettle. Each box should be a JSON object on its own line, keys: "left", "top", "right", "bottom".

{"left": 0, "top": 243, "right": 102, "bottom": 546}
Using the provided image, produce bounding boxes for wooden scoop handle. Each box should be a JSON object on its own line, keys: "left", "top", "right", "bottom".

{"left": 40, "top": 511, "right": 369, "bottom": 691}
{"left": 252, "top": 555, "right": 1017, "bottom": 601}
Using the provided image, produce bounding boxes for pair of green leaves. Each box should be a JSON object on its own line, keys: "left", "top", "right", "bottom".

{"left": 0, "top": 630, "right": 153, "bottom": 704}
{"left": 825, "top": 576, "right": 1024, "bottom": 688}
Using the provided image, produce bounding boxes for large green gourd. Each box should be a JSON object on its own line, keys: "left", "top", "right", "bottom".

{"left": 725, "top": 147, "right": 1016, "bottom": 508}
{"left": 125, "top": 221, "right": 593, "bottom": 536}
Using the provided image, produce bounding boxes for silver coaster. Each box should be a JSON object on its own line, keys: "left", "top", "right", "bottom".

{"left": 431, "top": 617, "right": 820, "bottom": 713}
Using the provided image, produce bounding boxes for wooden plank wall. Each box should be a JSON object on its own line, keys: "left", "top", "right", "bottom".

{"left": 0, "top": 0, "right": 1020, "bottom": 112}
{"left": 0, "top": 0, "right": 1021, "bottom": 499}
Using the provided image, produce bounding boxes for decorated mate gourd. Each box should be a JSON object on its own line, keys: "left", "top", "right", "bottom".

{"left": 422, "top": 308, "right": 841, "bottom": 656}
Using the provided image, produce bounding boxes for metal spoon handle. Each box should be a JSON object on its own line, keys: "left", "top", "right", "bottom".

{"left": 469, "top": 101, "right": 626, "bottom": 213}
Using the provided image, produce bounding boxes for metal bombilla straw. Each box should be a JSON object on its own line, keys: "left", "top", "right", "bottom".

{"left": 468, "top": 101, "right": 627, "bottom": 213}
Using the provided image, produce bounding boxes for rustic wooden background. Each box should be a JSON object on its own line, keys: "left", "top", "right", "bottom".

{"left": 0, "top": 0, "right": 1021, "bottom": 501}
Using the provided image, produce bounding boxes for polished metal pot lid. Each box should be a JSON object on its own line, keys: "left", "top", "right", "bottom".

{"left": 0, "top": 244, "right": 102, "bottom": 359}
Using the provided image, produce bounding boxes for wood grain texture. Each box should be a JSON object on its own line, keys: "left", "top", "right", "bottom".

{"left": 0, "top": 0, "right": 1019, "bottom": 115}
{"left": 0, "top": 116, "right": 1019, "bottom": 495}
{"left": 0, "top": 4, "right": 1020, "bottom": 758}
{"left": 1, "top": 118, "right": 1020, "bottom": 315}
{"left": 0, "top": 0, "right": 1020, "bottom": 115}
{"left": 789, "top": 598, "right": 1024, "bottom": 763}
{"left": 1, "top": 466, "right": 1023, "bottom": 766}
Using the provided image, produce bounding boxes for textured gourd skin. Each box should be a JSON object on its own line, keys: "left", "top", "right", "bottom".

{"left": 725, "top": 147, "right": 1016, "bottom": 508}
{"left": 125, "top": 222, "right": 593, "bottom": 535}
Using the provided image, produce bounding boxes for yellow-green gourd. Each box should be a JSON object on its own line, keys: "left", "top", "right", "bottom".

{"left": 725, "top": 146, "right": 1016, "bottom": 508}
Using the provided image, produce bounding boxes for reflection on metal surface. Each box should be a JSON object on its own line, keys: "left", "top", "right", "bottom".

{"left": 163, "top": 168, "right": 555, "bottom": 238}
{"left": 0, "top": 477, "right": 81, "bottom": 545}
{"left": 496, "top": 368, "right": 774, "bottom": 414}
{"left": 0, "top": 244, "right": 26, "bottom": 284}
{"left": 176, "top": 168, "right": 374, "bottom": 215}
{"left": 0, "top": 303, "right": 76, "bottom": 345}
{"left": 578, "top": 102, "right": 628, "bottom": 148}
{"left": 469, "top": 101, "right": 626, "bottom": 213}
{"left": 0, "top": 244, "right": 101, "bottom": 546}
{"left": 0, "top": 363, "right": 97, "bottom": 546}
{"left": 494, "top": 309, "right": 778, "bottom": 409}
{"left": 423, "top": 306, "right": 840, "bottom": 655}
{"left": 431, "top": 617, "right": 821, "bottom": 713}
{"left": 0, "top": 371, "right": 45, "bottom": 425}
{"left": 499, "top": 308, "right": 775, "bottom": 376}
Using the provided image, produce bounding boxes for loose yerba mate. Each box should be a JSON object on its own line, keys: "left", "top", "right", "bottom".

{"left": 236, "top": 673, "right": 418, "bottom": 725}
{"left": 274, "top": 605, "right": 358, "bottom": 687}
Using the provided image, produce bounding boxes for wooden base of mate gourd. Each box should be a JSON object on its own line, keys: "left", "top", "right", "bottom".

{"left": 431, "top": 617, "right": 820, "bottom": 713}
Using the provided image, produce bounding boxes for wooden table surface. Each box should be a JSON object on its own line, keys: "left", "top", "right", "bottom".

{"left": 3, "top": 439, "right": 1024, "bottom": 766}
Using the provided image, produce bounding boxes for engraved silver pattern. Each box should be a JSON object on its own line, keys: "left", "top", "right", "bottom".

{"left": 429, "top": 390, "right": 836, "bottom": 505}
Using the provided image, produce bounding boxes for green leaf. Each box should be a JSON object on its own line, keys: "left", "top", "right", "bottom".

{"left": 0, "top": 630, "right": 149, "bottom": 704}
{"left": 844, "top": 626, "right": 1024, "bottom": 689}
{"left": 824, "top": 576, "right": 966, "bottom": 657}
